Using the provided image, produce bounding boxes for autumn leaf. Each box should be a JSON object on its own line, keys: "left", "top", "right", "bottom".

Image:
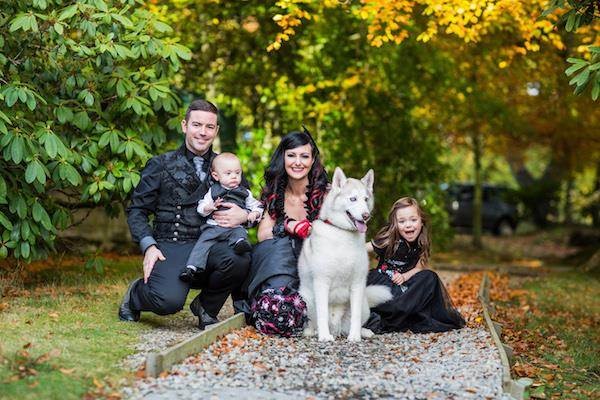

{"left": 59, "top": 368, "right": 75, "bottom": 375}
{"left": 92, "top": 377, "right": 104, "bottom": 389}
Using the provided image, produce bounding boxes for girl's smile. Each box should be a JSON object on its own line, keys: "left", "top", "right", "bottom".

{"left": 395, "top": 205, "right": 423, "bottom": 242}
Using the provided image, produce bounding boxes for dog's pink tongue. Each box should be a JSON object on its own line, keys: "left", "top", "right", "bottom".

{"left": 355, "top": 220, "right": 367, "bottom": 233}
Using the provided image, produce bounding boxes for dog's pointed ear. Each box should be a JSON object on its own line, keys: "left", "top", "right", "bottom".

{"left": 332, "top": 167, "right": 347, "bottom": 189}
{"left": 361, "top": 169, "right": 374, "bottom": 193}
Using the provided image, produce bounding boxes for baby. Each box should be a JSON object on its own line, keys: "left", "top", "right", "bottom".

{"left": 179, "top": 152, "right": 263, "bottom": 283}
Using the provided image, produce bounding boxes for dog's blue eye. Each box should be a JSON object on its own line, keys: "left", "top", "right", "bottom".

{"left": 350, "top": 196, "right": 357, "bottom": 201}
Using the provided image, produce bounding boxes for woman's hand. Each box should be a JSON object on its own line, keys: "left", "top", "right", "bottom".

{"left": 285, "top": 218, "right": 312, "bottom": 239}
{"left": 257, "top": 213, "right": 275, "bottom": 242}
{"left": 143, "top": 245, "right": 165, "bottom": 283}
{"left": 391, "top": 271, "right": 406, "bottom": 286}
{"left": 212, "top": 202, "right": 249, "bottom": 228}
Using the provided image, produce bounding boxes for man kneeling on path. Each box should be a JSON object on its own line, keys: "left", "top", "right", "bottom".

{"left": 118, "top": 99, "right": 252, "bottom": 330}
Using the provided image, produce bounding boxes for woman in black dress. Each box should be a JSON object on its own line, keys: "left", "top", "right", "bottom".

{"left": 366, "top": 197, "right": 465, "bottom": 333}
{"left": 243, "top": 130, "right": 328, "bottom": 336}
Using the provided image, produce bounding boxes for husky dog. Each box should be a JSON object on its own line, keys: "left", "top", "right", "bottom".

{"left": 298, "top": 167, "right": 392, "bottom": 342}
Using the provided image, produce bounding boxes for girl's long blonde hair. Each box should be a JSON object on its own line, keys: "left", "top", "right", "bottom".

{"left": 372, "top": 197, "right": 431, "bottom": 264}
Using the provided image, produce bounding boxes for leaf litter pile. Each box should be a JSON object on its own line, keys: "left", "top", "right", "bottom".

{"left": 491, "top": 273, "right": 599, "bottom": 399}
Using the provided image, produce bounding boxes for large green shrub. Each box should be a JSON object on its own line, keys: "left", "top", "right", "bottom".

{"left": 0, "top": 0, "right": 190, "bottom": 260}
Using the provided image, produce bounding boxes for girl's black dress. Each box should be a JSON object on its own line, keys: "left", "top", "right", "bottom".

{"left": 366, "top": 238, "right": 465, "bottom": 333}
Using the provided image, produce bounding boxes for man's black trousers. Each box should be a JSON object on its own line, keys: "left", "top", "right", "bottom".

{"left": 129, "top": 240, "right": 250, "bottom": 317}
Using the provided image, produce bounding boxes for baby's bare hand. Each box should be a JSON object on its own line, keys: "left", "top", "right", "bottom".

{"left": 213, "top": 197, "right": 224, "bottom": 208}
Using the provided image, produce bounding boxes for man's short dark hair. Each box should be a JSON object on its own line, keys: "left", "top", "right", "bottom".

{"left": 185, "top": 99, "right": 219, "bottom": 121}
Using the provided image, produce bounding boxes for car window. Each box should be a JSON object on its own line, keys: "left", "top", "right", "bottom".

{"left": 458, "top": 187, "right": 473, "bottom": 201}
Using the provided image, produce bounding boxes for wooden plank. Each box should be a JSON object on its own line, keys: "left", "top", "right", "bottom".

{"left": 145, "top": 313, "right": 247, "bottom": 378}
{"left": 478, "top": 272, "right": 523, "bottom": 399}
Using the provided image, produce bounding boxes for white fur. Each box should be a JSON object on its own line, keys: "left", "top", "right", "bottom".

{"left": 298, "top": 167, "right": 392, "bottom": 342}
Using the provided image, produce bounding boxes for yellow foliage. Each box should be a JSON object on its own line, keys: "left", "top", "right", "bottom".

{"left": 267, "top": 0, "right": 581, "bottom": 56}
{"left": 341, "top": 75, "right": 360, "bottom": 89}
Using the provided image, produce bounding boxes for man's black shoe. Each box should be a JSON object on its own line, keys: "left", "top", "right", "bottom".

{"left": 189, "top": 296, "right": 219, "bottom": 330}
{"left": 118, "top": 280, "right": 141, "bottom": 322}
{"left": 233, "top": 238, "right": 252, "bottom": 255}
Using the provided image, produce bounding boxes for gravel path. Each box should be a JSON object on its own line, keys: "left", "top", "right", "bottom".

{"left": 123, "top": 327, "right": 509, "bottom": 400}
{"left": 121, "top": 271, "right": 511, "bottom": 399}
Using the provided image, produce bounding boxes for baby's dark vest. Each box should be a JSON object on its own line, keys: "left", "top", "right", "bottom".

{"left": 211, "top": 183, "right": 248, "bottom": 210}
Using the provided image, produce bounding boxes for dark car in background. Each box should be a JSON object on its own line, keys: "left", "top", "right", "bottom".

{"left": 443, "top": 183, "right": 519, "bottom": 235}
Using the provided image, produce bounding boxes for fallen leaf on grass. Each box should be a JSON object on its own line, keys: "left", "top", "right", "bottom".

{"left": 28, "top": 380, "right": 39, "bottom": 388}
{"left": 93, "top": 377, "right": 104, "bottom": 389}
{"left": 59, "top": 368, "right": 75, "bottom": 375}
{"left": 35, "top": 348, "right": 61, "bottom": 364}
{"left": 541, "top": 373, "right": 554, "bottom": 381}
{"left": 542, "top": 363, "right": 559, "bottom": 370}
{"left": 514, "top": 362, "right": 538, "bottom": 377}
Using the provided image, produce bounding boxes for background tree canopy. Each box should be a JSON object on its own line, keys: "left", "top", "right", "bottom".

{"left": 1, "top": 0, "right": 599, "bottom": 261}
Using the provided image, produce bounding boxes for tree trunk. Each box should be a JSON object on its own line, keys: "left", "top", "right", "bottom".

{"left": 592, "top": 160, "right": 600, "bottom": 227}
{"left": 472, "top": 131, "right": 483, "bottom": 249}
{"left": 219, "top": 110, "right": 238, "bottom": 152}
{"left": 563, "top": 177, "right": 574, "bottom": 224}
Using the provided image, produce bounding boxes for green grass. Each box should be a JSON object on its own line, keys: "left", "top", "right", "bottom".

{"left": 508, "top": 270, "right": 600, "bottom": 399}
{"left": 0, "top": 257, "right": 149, "bottom": 399}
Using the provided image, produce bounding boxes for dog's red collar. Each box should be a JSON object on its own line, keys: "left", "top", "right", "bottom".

{"left": 320, "top": 218, "right": 354, "bottom": 232}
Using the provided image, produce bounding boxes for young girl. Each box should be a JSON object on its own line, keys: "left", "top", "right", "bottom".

{"left": 365, "top": 197, "right": 465, "bottom": 334}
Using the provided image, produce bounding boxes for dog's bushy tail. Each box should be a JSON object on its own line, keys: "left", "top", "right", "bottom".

{"left": 365, "top": 285, "right": 393, "bottom": 307}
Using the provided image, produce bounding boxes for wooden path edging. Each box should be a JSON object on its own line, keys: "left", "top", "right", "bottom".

{"left": 145, "top": 313, "right": 247, "bottom": 378}
{"left": 478, "top": 273, "right": 533, "bottom": 399}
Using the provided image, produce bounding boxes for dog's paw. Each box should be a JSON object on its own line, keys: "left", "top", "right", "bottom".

{"left": 318, "top": 333, "right": 334, "bottom": 342}
{"left": 303, "top": 327, "right": 316, "bottom": 337}
{"left": 361, "top": 328, "right": 374, "bottom": 339}
{"left": 347, "top": 332, "right": 361, "bottom": 342}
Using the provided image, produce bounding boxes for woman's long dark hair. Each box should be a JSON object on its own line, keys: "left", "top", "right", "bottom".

{"left": 261, "top": 130, "right": 329, "bottom": 221}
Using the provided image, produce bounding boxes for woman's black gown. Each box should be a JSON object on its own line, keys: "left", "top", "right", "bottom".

{"left": 366, "top": 238, "right": 465, "bottom": 334}
{"left": 238, "top": 213, "right": 310, "bottom": 336}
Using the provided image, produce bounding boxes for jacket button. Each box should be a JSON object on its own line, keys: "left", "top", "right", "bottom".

{"left": 177, "top": 205, "right": 181, "bottom": 210}
{"left": 176, "top": 214, "right": 181, "bottom": 219}
{"left": 175, "top": 223, "right": 180, "bottom": 227}
{"left": 173, "top": 237, "right": 178, "bottom": 241}
{"left": 174, "top": 231, "right": 178, "bottom": 236}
